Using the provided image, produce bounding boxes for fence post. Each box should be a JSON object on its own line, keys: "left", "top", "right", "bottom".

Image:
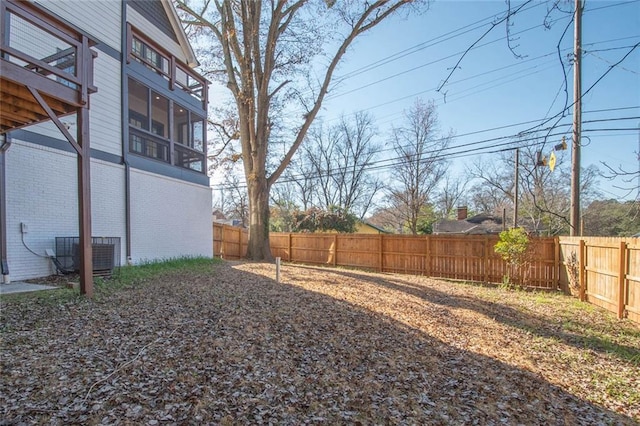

{"left": 288, "top": 233, "right": 292, "bottom": 262}
{"left": 220, "top": 225, "right": 225, "bottom": 259}
{"left": 618, "top": 241, "right": 627, "bottom": 319}
{"left": 379, "top": 233, "right": 384, "bottom": 273}
{"left": 238, "top": 227, "right": 242, "bottom": 259}
{"left": 333, "top": 235, "right": 338, "bottom": 267}
{"left": 579, "top": 239, "right": 586, "bottom": 302}
{"left": 484, "top": 237, "right": 489, "bottom": 283}
{"left": 426, "top": 236, "right": 431, "bottom": 277}
{"left": 554, "top": 236, "right": 560, "bottom": 290}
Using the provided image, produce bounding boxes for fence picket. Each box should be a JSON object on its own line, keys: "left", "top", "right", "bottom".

{"left": 212, "top": 224, "right": 639, "bottom": 324}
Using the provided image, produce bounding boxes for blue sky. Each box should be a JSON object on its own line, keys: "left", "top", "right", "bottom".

{"left": 314, "top": 0, "right": 640, "bottom": 201}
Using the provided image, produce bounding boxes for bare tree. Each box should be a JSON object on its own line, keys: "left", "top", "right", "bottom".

{"left": 389, "top": 99, "right": 451, "bottom": 234}
{"left": 466, "top": 156, "right": 514, "bottom": 215}
{"left": 467, "top": 142, "right": 600, "bottom": 235}
{"left": 298, "top": 112, "right": 383, "bottom": 218}
{"left": 435, "top": 174, "right": 469, "bottom": 219}
{"left": 176, "top": 0, "right": 423, "bottom": 260}
{"left": 220, "top": 173, "right": 249, "bottom": 227}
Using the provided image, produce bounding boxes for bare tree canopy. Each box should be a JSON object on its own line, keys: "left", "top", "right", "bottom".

{"left": 389, "top": 99, "right": 451, "bottom": 234}
{"left": 467, "top": 142, "right": 600, "bottom": 235}
{"left": 176, "top": 0, "right": 424, "bottom": 260}
{"left": 290, "top": 112, "right": 383, "bottom": 219}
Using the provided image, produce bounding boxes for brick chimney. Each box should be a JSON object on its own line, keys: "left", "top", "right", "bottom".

{"left": 457, "top": 206, "right": 468, "bottom": 220}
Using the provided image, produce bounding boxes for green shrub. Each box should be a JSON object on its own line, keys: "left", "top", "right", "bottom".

{"left": 494, "top": 227, "right": 530, "bottom": 288}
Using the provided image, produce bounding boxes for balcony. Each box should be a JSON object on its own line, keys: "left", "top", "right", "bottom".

{"left": 0, "top": 0, "right": 97, "bottom": 134}
{"left": 127, "top": 24, "right": 207, "bottom": 109}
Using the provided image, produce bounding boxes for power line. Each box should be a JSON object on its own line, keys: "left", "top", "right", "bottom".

{"left": 212, "top": 119, "right": 637, "bottom": 190}
{"left": 312, "top": 35, "right": 640, "bottom": 126}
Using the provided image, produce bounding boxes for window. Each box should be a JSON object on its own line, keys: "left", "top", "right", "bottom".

{"left": 127, "top": 77, "right": 206, "bottom": 172}
{"left": 128, "top": 78, "right": 149, "bottom": 131}
{"left": 151, "top": 92, "right": 168, "bottom": 138}
{"left": 131, "top": 36, "right": 169, "bottom": 76}
{"left": 173, "top": 103, "right": 189, "bottom": 145}
{"left": 191, "top": 116, "right": 204, "bottom": 151}
{"left": 128, "top": 26, "right": 207, "bottom": 106}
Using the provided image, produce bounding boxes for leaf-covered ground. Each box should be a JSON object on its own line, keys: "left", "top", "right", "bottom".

{"left": 1, "top": 260, "right": 639, "bottom": 425}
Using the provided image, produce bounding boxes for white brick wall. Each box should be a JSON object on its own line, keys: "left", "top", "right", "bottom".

{"left": 6, "top": 141, "right": 126, "bottom": 280}
{"left": 129, "top": 169, "right": 213, "bottom": 263}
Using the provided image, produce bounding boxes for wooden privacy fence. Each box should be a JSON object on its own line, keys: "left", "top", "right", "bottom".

{"left": 212, "top": 223, "right": 639, "bottom": 323}
{"left": 558, "top": 237, "right": 639, "bottom": 323}
{"left": 269, "top": 233, "right": 558, "bottom": 289}
{"left": 213, "top": 224, "right": 248, "bottom": 260}
{"left": 213, "top": 223, "right": 557, "bottom": 289}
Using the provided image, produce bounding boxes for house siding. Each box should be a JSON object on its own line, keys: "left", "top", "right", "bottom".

{"left": 5, "top": 141, "right": 126, "bottom": 280}
{"left": 90, "top": 54, "right": 123, "bottom": 156}
{"left": 129, "top": 169, "right": 213, "bottom": 263}
{"left": 128, "top": 0, "right": 178, "bottom": 43}
{"left": 4, "top": 0, "right": 212, "bottom": 281}
{"left": 127, "top": 5, "right": 189, "bottom": 63}
{"left": 35, "top": 0, "right": 122, "bottom": 52}
{"left": 24, "top": 53, "right": 123, "bottom": 157}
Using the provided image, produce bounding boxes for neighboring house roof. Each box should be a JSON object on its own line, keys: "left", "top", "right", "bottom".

{"left": 433, "top": 214, "right": 504, "bottom": 235}
{"left": 212, "top": 209, "right": 227, "bottom": 220}
{"left": 356, "top": 221, "right": 391, "bottom": 234}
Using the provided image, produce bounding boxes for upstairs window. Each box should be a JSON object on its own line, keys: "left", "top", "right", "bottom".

{"left": 131, "top": 36, "right": 169, "bottom": 77}
{"left": 127, "top": 25, "right": 207, "bottom": 106}
{"left": 127, "top": 77, "right": 205, "bottom": 172}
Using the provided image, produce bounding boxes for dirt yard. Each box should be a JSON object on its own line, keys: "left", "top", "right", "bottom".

{"left": 1, "top": 260, "right": 639, "bottom": 424}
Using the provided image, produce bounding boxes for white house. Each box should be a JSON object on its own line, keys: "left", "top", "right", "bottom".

{"left": 0, "top": 0, "right": 212, "bottom": 290}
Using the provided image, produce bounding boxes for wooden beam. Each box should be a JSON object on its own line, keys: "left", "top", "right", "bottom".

{"left": 0, "top": 108, "right": 45, "bottom": 123}
{"left": 27, "top": 87, "right": 82, "bottom": 155}
{"left": 618, "top": 241, "right": 627, "bottom": 319}
{"left": 1, "top": 59, "right": 81, "bottom": 106}
{"left": 77, "top": 104, "right": 93, "bottom": 297}
{"left": 1, "top": 80, "right": 71, "bottom": 113}
{"left": 579, "top": 239, "right": 586, "bottom": 302}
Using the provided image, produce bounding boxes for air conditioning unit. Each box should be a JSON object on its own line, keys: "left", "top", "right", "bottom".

{"left": 55, "top": 237, "right": 121, "bottom": 276}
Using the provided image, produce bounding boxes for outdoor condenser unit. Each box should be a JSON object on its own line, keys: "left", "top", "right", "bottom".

{"left": 55, "top": 237, "right": 121, "bottom": 276}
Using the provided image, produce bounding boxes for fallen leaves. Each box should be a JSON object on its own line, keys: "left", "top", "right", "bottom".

{"left": 1, "top": 260, "right": 638, "bottom": 424}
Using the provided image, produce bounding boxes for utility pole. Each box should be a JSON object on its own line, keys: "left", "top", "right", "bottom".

{"left": 513, "top": 148, "right": 519, "bottom": 228}
{"left": 570, "top": 0, "right": 583, "bottom": 236}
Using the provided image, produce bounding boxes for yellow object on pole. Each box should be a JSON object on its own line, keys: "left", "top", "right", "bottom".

{"left": 549, "top": 152, "right": 557, "bottom": 172}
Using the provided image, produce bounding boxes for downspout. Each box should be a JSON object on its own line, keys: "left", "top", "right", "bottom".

{"left": 121, "top": 0, "right": 132, "bottom": 264}
{"left": 0, "top": 133, "right": 11, "bottom": 283}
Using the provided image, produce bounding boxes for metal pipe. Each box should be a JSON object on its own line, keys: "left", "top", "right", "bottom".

{"left": 0, "top": 133, "right": 12, "bottom": 283}
{"left": 121, "top": 0, "right": 132, "bottom": 263}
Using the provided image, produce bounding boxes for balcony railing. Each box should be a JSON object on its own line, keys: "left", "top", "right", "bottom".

{"left": 129, "top": 128, "right": 170, "bottom": 163}
{"left": 0, "top": 1, "right": 97, "bottom": 104}
{"left": 0, "top": 0, "right": 97, "bottom": 132}
{"left": 174, "top": 143, "right": 205, "bottom": 172}
{"left": 126, "top": 23, "right": 207, "bottom": 109}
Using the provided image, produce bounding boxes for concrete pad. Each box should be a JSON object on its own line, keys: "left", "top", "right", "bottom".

{"left": 0, "top": 282, "right": 60, "bottom": 295}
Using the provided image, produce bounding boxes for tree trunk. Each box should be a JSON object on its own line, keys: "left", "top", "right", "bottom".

{"left": 246, "top": 175, "right": 273, "bottom": 261}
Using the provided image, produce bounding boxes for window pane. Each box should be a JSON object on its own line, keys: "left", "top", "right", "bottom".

{"left": 191, "top": 115, "right": 204, "bottom": 151}
{"left": 173, "top": 104, "right": 189, "bottom": 145}
{"left": 128, "top": 78, "right": 148, "bottom": 130}
{"left": 151, "top": 92, "right": 168, "bottom": 138}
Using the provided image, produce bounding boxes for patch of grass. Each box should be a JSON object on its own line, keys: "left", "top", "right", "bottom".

{"left": 97, "top": 256, "right": 221, "bottom": 295}
{"left": 562, "top": 320, "right": 640, "bottom": 365}
{"left": 1, "top": 257, "right": 221, "bottom": 303}
{"left": 0, "top": 286, "right": 82, "bottom": 306}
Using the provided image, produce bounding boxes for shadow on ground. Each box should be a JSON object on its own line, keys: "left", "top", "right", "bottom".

{"left": 0, "top": 261, "right": 635, "bottom": 424}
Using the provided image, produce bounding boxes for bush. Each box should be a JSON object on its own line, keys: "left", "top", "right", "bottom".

{"left": 494, "top": 227, "right": 530, "bottom": 288}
